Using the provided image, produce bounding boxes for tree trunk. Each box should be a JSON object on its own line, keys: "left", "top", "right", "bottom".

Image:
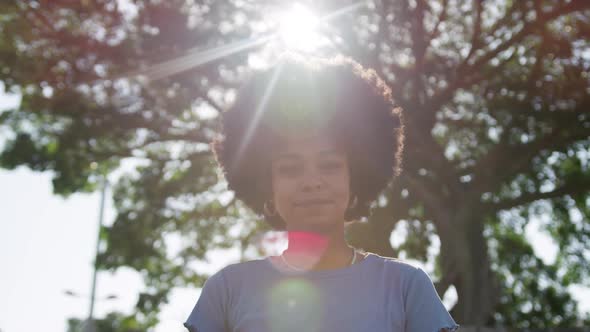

{"left": 443, "top": 212, "right": 500, "bottom": 325}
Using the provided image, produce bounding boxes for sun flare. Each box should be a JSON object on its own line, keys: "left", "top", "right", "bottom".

{"left": 273, "top": 4, "right": 324, "bottom": 52}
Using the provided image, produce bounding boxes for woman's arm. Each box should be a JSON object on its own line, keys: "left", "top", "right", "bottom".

{"left": 403, "top": 267, "right": 460, "bottom": 332}
{"left": 184, "top": 268, "right": 230, "bottom": 332}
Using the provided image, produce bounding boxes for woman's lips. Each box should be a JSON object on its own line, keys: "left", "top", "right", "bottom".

{"left": 294, "top": 200, "right": 333, "bottom": 207}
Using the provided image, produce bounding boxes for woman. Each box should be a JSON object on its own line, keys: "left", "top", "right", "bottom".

{"left": 184, "top": 53, "right": 460, "bottom": 332}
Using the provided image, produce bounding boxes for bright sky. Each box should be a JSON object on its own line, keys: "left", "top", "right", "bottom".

{"left": 0, "top": 89, "right": 589, "bottom": 332}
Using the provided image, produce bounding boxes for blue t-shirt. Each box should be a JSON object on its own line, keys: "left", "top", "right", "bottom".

{"left": 184, "top": 252, "right": 460, "bottom": 332}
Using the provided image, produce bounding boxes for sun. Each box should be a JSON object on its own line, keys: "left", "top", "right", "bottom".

{"left": 272, "top": 4, "right": 324, "bottom": 52}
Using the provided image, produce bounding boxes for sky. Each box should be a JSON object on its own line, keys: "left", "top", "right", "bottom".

{"left": 0, "top": 166, "right": 216, "bottom": 332}
{"left": 1, "top": 89, "right": 589, "bottom": 332}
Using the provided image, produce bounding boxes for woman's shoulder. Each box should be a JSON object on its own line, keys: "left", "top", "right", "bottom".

{"left": 198, "top": 258, "right": 271, "bottom": 296}
{"left": 214, "top": 257, "right": 271, "bottom": 279}
{"left": 365, "top": 252, "right": 424, "bottom": 275}
{"left": 364, "top": 253, "right": 438, "bottom": 290}
{"left": 213, "top": 253, "right": 424, "bottom": 282}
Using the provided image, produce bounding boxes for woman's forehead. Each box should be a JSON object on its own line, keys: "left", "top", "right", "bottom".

{"left": 271, "top": 130, "right": 344, "bottom": 157}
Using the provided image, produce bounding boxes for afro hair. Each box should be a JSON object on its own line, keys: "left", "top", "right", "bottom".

{"left": 211, "top": 53, "right": 404, "bottom": 230}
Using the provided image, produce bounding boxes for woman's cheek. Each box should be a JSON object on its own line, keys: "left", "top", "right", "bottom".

{"left": 273, "top": 179, "right": 297, "bottom": 216}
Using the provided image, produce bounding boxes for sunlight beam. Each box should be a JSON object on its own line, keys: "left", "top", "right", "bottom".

{"left": 229, "top": 62, "right": 284, "bottom": 174}
{"left": 119, "top": 34, "right": 275, "bottom": 82}
{"left": 110, "top": 2, "right": 367, "bottom": 83}
{"left": 320, "top": 2, "right": 366, "bottom": 23}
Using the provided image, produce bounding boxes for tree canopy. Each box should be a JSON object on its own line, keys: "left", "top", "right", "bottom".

{"left": 1, "top": 0, "right": 589, "bottom": 329}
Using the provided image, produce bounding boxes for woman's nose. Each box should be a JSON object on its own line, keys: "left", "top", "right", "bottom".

{"left": 301, "top": 171, "right": 324, "bottom": 191}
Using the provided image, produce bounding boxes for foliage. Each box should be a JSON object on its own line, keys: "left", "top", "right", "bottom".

{"left": 1, "top": 0, "right": 589, "bottom": 328}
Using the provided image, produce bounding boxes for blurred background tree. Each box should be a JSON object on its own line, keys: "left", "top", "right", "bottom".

{"left": 66, "top": 312, "right": 146, "bottom": 332}
{"left": 1, "top": 0, "right": 589, "bottom": 329}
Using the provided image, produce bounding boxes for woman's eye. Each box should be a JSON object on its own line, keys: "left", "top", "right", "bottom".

{"left": 319, "top": 161, "right": 342, "bottom": 171}
{"left": 276, "top": 161, "right": 342, "bottom": 176}
{"left": 278, "top": 165, "right": 301, "bottom": 176}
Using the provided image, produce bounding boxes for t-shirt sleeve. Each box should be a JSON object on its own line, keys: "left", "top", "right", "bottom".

{"left": 404, "top": 267, "right": 460, "bottom": 332}
{"left": 183, "top": 268, "right": 229, "bottom": 332}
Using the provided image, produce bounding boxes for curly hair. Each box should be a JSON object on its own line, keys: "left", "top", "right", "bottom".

{"left": 210, "top": 53, "right": 404, "bottom": 230}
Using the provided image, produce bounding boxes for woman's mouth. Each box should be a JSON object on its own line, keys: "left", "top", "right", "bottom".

{"left": 294, "top": 199, "right": 333, "bottom": 207}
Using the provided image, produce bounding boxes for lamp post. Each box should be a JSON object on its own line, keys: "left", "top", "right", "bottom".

{"left": 63, "top": 289, "right": 117, "bottom": 332}
{"left": 87, "top": 175, "right": 108, "bottom": 332}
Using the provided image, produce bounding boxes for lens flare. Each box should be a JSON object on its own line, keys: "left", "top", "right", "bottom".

{"left": 268, "top": 278, "right": 322, "bottom": 331}
{"left": 275, "top": 4, "right": 323, "bottom": 52}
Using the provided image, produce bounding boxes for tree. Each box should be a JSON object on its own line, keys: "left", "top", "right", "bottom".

{"left": 1, "top": 0, "right": 589, "bottom": 328}
{"left": 66, "top": 312, "right": 146, "bottom": 332}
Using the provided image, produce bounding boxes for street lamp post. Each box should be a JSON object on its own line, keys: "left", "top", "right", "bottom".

{"left": 86, "top": 175, "right": 108, "bottom": 332}
{"left": 63, "top": 290, "right": 117, "bottom": 332}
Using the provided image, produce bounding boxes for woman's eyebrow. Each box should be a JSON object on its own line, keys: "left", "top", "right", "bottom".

{"left": 273, "top": 150, "right": 340, "bottom": 161}
{"left": 273, "top": 153, "right": 300, "bottom": 161}
{"left": 318, "top": 150, "right": 340, "bottom": 156}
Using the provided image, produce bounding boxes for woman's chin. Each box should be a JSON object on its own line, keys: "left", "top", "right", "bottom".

{"left": 291, "top": 215, "right": 341, "bottom": 231}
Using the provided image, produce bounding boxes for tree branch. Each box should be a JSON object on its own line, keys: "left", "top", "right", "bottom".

{"left": 463, "top": 0, "right": 484, "bottom": 63}
{"left": 398, "top": 173, "right": 449, "bottom": 225}
{"left": 485, "top": 177, "right": 590, "bottom": 212}
{"left": 411, "top": 0, "right": 428, "bottom": 67}
{"left": 427, "top": 1, "right": 590, "bottom": 111}
{"left": 367, "top": 0, "right": 390, "bottom": 71}
{"left": 425, "top": 0, "right": 448, "bottom": 45}
{"left": 470, "top": 110, "right": 590, "bottom": 195}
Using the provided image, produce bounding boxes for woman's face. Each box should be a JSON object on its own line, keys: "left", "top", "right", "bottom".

{"left": 270, "top": 130, "right": 351, "bottom": 233}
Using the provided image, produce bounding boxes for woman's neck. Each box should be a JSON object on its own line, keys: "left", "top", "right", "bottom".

{"left": 282, "top": 229, "right": 355, "bottom": 271}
